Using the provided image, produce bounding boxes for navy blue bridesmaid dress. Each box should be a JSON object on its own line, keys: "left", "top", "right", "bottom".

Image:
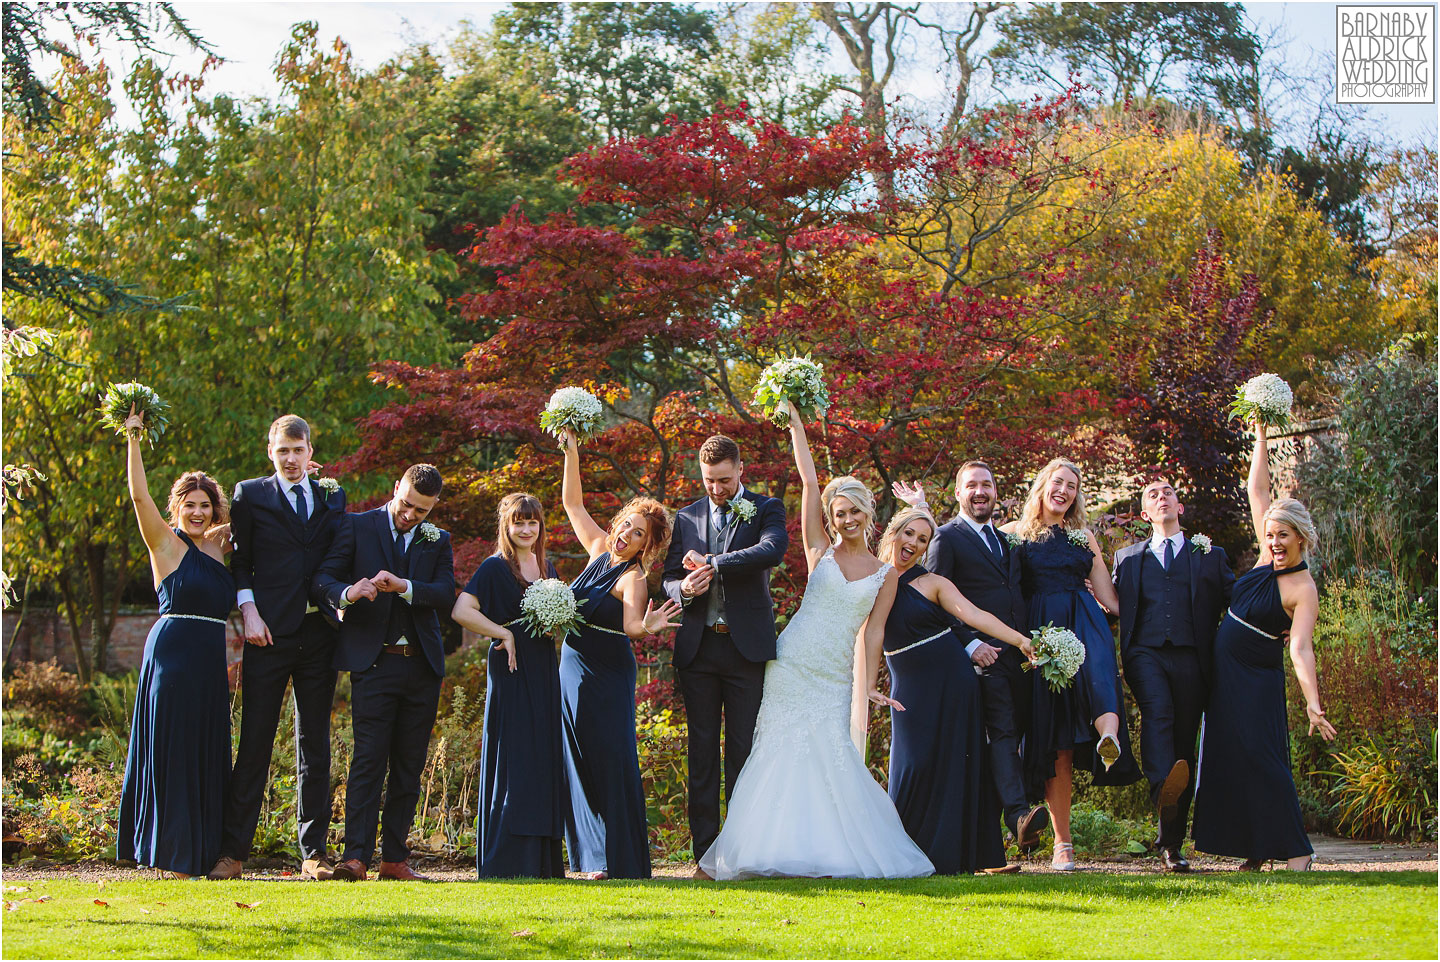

{"left": 1192, "top": 561, "right": 1314, "bottom": 861}
{"left": 883, "top": 565, "right": 1007, "bottom": 874}
{"left": 117, "top": 530, "right": 233, "bottom": 875}
{"left": 1018, "top": 526, "right": 1140, "bottom": 795}
{"left": 559, "top": 552, "right": 651, "bottom": 878}
{"left": 467, "top": 556, "right": 567, "bottom": 878}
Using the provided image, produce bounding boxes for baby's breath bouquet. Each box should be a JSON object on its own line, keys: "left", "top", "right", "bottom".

{"left": 1025, "top": 623, "right": 1086, "bottom": 693}
{"left": 99, "top": 382, "right": 171, "bottom": 447}
{"left": 752, "top": 355, "right": 830, "bottom": 428}
{"left": 1227, "top": 373, "right": 1293, "bottom": 429}
{"left": 519, "top": 578, "right": 589, "bottom": 639}
{"left": 539, "top": 387, "right": 606, "bottom": 442}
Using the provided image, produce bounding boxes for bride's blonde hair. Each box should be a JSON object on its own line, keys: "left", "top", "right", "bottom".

{"left": 878, "top": 507, "right": 938, "bottom": 565}
{"left": 1016, "top": 457, "right": 1088, "bottom": 542}
{"left": 821, "top": 475, "right": 876, "bottom": 548}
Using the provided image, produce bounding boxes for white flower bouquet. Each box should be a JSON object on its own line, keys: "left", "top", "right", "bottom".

{"left": 1025, "top": 623, "right": 1087, "bottom": 693}
{"left": 539, "top": 386, "right": 606, "bottom": 442}
{"left": 1228, "top": 373, "right": 1293, "bottom": 428}
{"left": 1066, "top": 527, "right": 1089, "bottom": 548}
{"left": 519, "top": 578, "right": 589, "bottom": 639}
{"left": 752, "top": 355, "right": 830, "bottom": 428}
{"left": 99, "top": 382, "right": 171, "bottom": 447}
{"left": 416, "top": 522, "right": 442, "bottom": 543}
{"left": 1189, "top": 533, "right": 1213, "bottom": 554}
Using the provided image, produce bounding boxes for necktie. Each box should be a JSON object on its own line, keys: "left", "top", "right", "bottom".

{"left": 718, "top": 503, "right": 730, "bottom": 530}
{"left": 394, "top": 529, "right": 407, "bottom": 561}
{"left": 1163, "top": 537, "right": 1174, "bottom": 571}
{"left": 291, "top": 484, "right": 308, "bottom": 523}
{"left": 982, "top": 525, "right": 1004, "bottom": 561}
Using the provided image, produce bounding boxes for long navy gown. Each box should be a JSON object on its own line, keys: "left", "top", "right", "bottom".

{"left": 1192, "top": 562, "right": 1313, "bottom": 860}
{"left": 559, "top": 553, "right": 651, "bottom": 878}
{"left": 118, "top": 530, "right": 233, "bottom": 875}
{"left": 1018, "top": 525, "right": 1140, "bottom": 796}
{"left": 883, "top": 565, "right": 1006, "bottom": 874}
{"left": 467, "top": 556, "right": 567, "bottom": 878}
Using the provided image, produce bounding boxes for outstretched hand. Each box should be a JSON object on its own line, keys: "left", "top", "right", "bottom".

{"left": 868, "top": 689, "right": 905, "bottom": 711}
{"left": 891, "top": 480, "right": 927, "bottom": 508}
{"left": 1307, "top": 705, "right": 1337, "bottom": 741}
{"left": 641, "top": 598, "right": 684, "bottom": 634}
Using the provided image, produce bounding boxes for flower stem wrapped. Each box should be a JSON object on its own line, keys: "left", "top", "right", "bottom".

{"left": 518, "top": 578, "right": 590, "bottom": 639}
{"left": 1227, "top": 373, "right": 1293, "bottom": 429}
{"left": 1024, "top": 623, "right": 1087, "bottom": 693}
{"left": 752, "top": 355, "right": 830, "bottom": 428}
{"left": 99, "top": 382, "right": 171, "bottom": 447}
{"left": 539, "top": 387, "right": 605, "bottom": 442}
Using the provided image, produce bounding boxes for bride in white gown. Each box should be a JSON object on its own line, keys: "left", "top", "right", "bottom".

{"left": 699, "top": 403, "right": 935, "bottom": 880}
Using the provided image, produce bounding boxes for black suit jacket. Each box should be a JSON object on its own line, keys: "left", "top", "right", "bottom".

{"left": 230, "top": 475, "right": 346, "bottom": 638}
{"left": 925, "top": 517, "right": 1027, "bottom": 646}
{"left": 313, "top": 507, "right": 455, "bottom": 678}
{"left": 1113, "top": 535, "right": 1235, "bottom": 682}
{"left": 662, "top": 490, "right": 788, "bottom": 668}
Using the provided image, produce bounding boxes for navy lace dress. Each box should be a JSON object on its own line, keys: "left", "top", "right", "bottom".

{"left": 118, "top": 530, "right": 233, "bottom": 875}
{"left": 1018, "top": 526, "right": 1139, "bottom": 794}
{"left": 1192, "top": 562, "right": 1313, "bottom": 860}
{"left": 467, "top": 556, "right": 567, "bottom": 878}
{"left": 883, "top": 565, "right": 1006, "bottom": 874}
{"left": 559, "top": 553, "right": 651, "bottom": 878}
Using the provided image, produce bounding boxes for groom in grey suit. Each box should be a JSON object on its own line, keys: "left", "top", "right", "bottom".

{"left": 662, "top": 435, "right": 788, "bottom": 876}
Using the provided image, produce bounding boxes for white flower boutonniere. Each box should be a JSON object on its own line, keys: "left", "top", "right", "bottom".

{"left": 1066, "top": 528, "right": 1089, "bottom": 548}
{"left": 416, "top": 522, "right": 442, "bottom": 543}
{"left": 727, "top": 496, "right": 756, "bottom": 525}
{"left": 1189, "top": 533, "right": 1213, "bottom": 554}
{"left": 1004, "top": 531, "right": 1024, "bottom": 548}
{"left": 314, "top": 476, "right": 341, "bottom": 495}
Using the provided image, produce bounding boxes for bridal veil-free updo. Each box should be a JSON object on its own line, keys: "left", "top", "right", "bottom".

{"left": 1264, "top": 498, "right": 1319, "bottom": 561}
{"left": 878, "top": 507, "right": 939, "bottom": 565}
{"left": 821, "top": 475, "right": 876, "bottom": 547}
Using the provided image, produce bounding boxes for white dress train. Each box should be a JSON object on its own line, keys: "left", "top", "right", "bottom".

{"left": 699, "top": 549, "right": 935, "bottom": 880}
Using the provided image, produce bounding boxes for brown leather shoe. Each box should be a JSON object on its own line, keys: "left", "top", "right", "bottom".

{"left": 301, "top": 857, "right": 335, "bottom": 880}
{"left": 206, "top": 856, "right": 244, "bottom": 881}
{"left": 1161, "top": 847, "right": 1191, "bottom": 873}
{"left": 1157, "top": 759, "right": 1189, "bottom": 825}
{"left": 979, "top": 863, "right": 1022, "bottom": 875}
{"left": 691, "top": 866, "right": 713, "bottom": 881}
{"left": 378, "top": 860, "right": 429, "bottom": 881}
{"left": 330, "top": 858, "right": 368, "bottom": 882}
{"left": 1015, "top": 804, "right": 1050, "bottom": 854}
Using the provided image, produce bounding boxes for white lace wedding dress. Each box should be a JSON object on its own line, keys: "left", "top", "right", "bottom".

{"left": 698, "top": 549, "right": 936, "bottom": 880}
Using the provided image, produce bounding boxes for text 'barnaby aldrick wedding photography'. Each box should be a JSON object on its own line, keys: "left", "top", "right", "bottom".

{"left": 1337, "top": 5, "right": 1436, "bottom": 102}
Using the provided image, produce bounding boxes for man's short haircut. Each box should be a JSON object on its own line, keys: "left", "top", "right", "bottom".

{"left": 699, "top": 435, "right": 741, "bottom": 467}
{"left": 403, "top": 463, "right": 444, "bottom": 498}
{"left": 956, "top": 460, "right": 995, "bottom": 484}
{"left": 268, "top": 414, "right": 311, "bottom": 445}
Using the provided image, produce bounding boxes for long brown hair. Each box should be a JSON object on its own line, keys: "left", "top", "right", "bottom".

{"left": 495, "top": 492, "right": 547, "bottom": 584}
{"left": 166, "top": 472, "right": 229, "bottom": 529}
{"left": 1016, "top": 457, "right": 1088, "bottom": 542}
{"left": 606, "top": 496, "right": 672, "bottom": 570}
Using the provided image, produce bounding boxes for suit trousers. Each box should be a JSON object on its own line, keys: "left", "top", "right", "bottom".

{"left": 977, "top": 645, "right": 1035, "bottom": 825}
{"left": 222, "top": 612, "right": 337, "bottom": 860}
{"left": 342, "top": 650, "right": 442, "bottom": 865}
{"left": 1124, "top": 644, "right": 1204, "bottom": 849}
{"left": 677, "top": 627, "right": 766, "bottom": 861}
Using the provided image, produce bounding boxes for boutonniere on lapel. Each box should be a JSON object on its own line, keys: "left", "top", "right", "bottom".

{"left": 1188, "top": 533, "right": 1214, "bottom": 554}
{"left": 416, "top": 522, "right": 442, "bottom": 544}
{"left": 726, "top": 495, "right": 756, "bottom": 526}
{"left": 1065, "top": 527, "right": 1089, "bottom": 548}
{"left": 1004, "top": 531, "right": 1025, "bottom": 548}
{"left": 313, "top": 476, "right": 341, "bottom": 496}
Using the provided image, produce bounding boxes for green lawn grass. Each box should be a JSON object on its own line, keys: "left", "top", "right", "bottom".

{"left": 2, "top": 871, "right": 1434, "bottom": 959}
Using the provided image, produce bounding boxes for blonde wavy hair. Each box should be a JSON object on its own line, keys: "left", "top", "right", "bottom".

{"left": 820, "top": 475, "right": 876, "bottom": 547}
{"left": 1264, "top": 498, "right": 1319, "bottom": 561}
{"left": 878, "top": 507, "right": 938, "bottom": 565}
{"left": 1016, "top": 457, "right": 1089, "bottom": 542}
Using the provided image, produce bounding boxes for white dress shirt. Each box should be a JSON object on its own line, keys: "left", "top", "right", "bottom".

{"left": 1149, "top": 531, "right": 1185, "bottom": 567}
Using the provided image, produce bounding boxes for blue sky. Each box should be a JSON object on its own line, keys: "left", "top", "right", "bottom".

{"left": 113, "top": 2, "right": 1439, "bottom": 147}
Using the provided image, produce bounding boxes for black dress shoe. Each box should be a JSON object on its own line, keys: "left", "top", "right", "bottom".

{"left": 1015, "top": 804, "right": 1050, "bottom": 854}
{"left": 1156, "top": 759, "right": 1189, "bottom": 825}
{"left": 1161, "top": 848, "right": 1190, "bottom": 872}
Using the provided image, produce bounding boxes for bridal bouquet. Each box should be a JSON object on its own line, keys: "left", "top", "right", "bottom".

{"left": 99, "top": 382, "right": 172, "bottom": 447}
{"left": 1228, "top": 373, "right": 1293, "bottom": 428}
{"left": 518, "top": 578, "right": 589, "bottom": 639}
{"left": 539, "top": 386, "right": 606, "bottom": 442}
{"left": 752, "top": 355, "right": 830, "bottom": 428}
{"left": 1025, "top": 623, "right": 1086, "bottom": 693}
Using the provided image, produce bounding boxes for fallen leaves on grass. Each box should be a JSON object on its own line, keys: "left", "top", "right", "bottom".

{"left": 3, "top": 886, "right": 30, "bottom": 894}
{"left": 779, "top": 919, "right": 797, "bottom": 926}
{"left": 511, "top": 929, "right": 535, "bottom": 938}
{"left": 235, "top": 901, "right": 262, "bottom": 910}
{"left": 93, "top": 899, "right": 109, "bottom": 908}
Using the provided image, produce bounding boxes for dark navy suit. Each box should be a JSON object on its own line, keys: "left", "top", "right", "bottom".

{"left": 223, "top": 474, "right": 345, "bottom": 861}
{"left": 1114, "top": 534, "right": 1234, "bottom": 849}
{"left": 661, "top": 489, "right": 787, "bottom": 860}
{"left": 315, "top": 506, "right": 454, "bottom": 866}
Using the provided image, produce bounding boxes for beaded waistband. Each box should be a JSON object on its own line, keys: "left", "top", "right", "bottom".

{"left": 162, "top": 612, "right": 227, "bottom": 625}
{"left": 1225, "top": 608, "right": 1279, "bottom": 641}
{"left": 884, "top": 628, "right": 951, "bottom": 657}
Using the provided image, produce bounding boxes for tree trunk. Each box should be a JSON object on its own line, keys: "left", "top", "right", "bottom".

{"left": 57, "top": 570, "right": 92, "bottom": 684}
